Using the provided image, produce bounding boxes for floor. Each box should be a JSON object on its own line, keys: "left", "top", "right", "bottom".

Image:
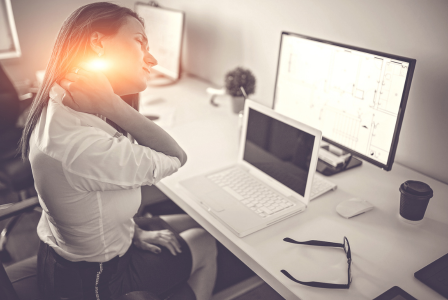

{"left": 0, "top": 188, "right": 284, "bottom": 299}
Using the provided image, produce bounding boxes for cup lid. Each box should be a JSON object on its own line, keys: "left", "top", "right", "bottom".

{"left": 400, "top": 180, "right": 433, "bottom": 197}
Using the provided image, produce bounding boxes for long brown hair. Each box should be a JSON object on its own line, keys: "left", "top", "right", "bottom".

{"left": 20, "top": 2, "right": 143, "bottom": 159}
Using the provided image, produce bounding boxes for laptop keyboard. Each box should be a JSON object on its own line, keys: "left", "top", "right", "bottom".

{"left": 207, "top": 168, "right": 296, "bottom": 218}
{"left": 207, "top": 168, "right": 337, "bottom": 218}
{"left": 248, "top": 163, "right": 336, "bottom": 200}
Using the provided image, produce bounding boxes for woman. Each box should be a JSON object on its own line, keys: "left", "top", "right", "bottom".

{"left": 20, "top": 2, "right": 217, "bottom": 299}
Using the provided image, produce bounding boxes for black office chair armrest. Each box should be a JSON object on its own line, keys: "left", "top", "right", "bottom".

{"left": 0, "top": 197, "right": 39, "bottom": 222}
{"left": 0, "top": 198, "right": 37, "bottom": 300}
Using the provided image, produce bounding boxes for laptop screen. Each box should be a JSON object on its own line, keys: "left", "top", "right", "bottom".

{"left": 243, "top": 108, "right": 315, "bottom": 197}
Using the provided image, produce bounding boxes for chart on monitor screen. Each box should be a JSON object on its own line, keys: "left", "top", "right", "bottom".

{"left": 274, "top": 35, "right": 410, "bottom": 165}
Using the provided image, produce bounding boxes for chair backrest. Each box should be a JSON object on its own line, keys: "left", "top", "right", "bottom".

{"left": 0, "top": 64, "right": 20, "bottom": 134}
{"left": 0, "top": 262, "right": 20, "bottom": 300}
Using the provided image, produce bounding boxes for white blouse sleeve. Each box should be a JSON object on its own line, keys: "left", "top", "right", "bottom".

{"left": 61, "top": 127, "right": 181, "bottom": 192}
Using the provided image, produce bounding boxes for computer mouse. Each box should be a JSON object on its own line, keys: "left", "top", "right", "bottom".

{"left": 336, "top": 198, "right": 374, "bottom": 219}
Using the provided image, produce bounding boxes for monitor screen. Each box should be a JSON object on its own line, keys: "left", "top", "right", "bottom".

{"left": 273, "top": 32, "right": 416, "bottom": 170}
{"left": 135, "top": 3, "right": 184, "bottom": 80}
{"left": 243, "top": 108, "right": 315, "bottom": 197}
{"left": 0, "top": 0, "right": 20, "bottom": 60}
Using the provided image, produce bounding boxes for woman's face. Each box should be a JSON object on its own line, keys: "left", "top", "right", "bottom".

{"left": 98, "top": 16, "right": 157, "bottom": 96}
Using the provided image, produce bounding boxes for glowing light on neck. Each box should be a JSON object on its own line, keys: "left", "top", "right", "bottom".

{"left": 88, "top": 58, "right": 109, "bottom": 71}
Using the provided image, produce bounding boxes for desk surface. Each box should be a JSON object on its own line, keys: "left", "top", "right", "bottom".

{"left": 140, "top": 75, "right": 448, "bottom": 300}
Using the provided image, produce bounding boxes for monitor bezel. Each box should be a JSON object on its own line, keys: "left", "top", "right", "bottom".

{"left": 0, "top": 0, "right": 21, "bottom": 60}
{"left": 272, "top": 31, "right": 416, "bottom": 171}
{"left": 134, "top": 2, "right": 185, "bottom": 81}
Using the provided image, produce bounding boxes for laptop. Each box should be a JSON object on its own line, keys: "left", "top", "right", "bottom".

{"left": 179, "top": 100, "right": 322, "bottom": 237}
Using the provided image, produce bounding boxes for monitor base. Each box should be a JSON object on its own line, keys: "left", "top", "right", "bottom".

{"left": 317, "top": 156, "right": 362, "bottom": 176}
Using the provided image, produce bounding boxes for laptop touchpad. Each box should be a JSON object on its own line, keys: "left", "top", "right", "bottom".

{"left": 200, "top": 189, "right": 237, "bottom": 212}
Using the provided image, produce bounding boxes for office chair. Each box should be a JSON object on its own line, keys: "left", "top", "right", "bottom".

{"left": 0, "top": 64, "right": 36, "bottom": 263}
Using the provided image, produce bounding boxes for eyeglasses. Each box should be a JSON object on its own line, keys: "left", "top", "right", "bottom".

{"left": 281, "top": 236, "right": 352, "bottom": 289}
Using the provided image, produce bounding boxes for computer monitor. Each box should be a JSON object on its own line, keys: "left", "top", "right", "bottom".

{"left": 0, "top": 0, "right": 21, "bottom": 60}
{"left": 273, "top": 31, "right": 416, "bottom": 173}
{"left": 135, "top": 2, "right": 184, "bottom": 85}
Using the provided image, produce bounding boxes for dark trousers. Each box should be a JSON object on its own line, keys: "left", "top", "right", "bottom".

{"left": 37, "top": 217, "right": 193, "bottom": 300}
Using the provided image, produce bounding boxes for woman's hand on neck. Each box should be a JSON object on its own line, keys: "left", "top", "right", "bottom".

{"left": 59, "top": 62, "right": 123, "bottom": 118}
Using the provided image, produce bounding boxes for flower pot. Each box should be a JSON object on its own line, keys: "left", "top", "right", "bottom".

{"left": 231, "top": 96, "right": 245, "bottom": 114}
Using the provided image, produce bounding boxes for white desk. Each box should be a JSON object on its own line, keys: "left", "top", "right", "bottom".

{"left": 140, "top": 75, "right": 448, "bottom": 300}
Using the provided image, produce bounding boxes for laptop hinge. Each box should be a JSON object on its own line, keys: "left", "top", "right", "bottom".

{"left": 288, "top": 195, "right": 306, "bottom": 206}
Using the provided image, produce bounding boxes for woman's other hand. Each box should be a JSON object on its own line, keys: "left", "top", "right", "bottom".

{"left": 133, "top": 227, "right": 182, "bottom": 256}
{"left": 59, "top": 62, "right": 120, "bottom": 117}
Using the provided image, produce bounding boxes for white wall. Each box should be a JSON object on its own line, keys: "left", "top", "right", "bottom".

{"left": 3, "top": 0, "right": 448, "bottom": 184}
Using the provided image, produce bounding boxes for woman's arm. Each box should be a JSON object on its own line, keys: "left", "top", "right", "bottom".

{"left": 106, "top": 99, "right": 187, "bottom": 166}
{"left": 60, "top": 63, "right": 187, "bottom": 166}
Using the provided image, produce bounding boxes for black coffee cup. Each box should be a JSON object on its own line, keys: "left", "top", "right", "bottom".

{"left": 399, "top": 180, "right": 433, "bottom": 222}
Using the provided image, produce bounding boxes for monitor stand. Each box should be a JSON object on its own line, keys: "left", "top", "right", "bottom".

{"left": 316, "top": 144, "right": 362, "bottom": 176}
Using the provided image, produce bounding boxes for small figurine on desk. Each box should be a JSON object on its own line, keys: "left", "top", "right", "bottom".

{"left": 207, "top": 67, "right": 256, "bottom": 113}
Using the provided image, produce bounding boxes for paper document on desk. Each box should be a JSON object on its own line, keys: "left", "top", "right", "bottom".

{"left": 151, "top": 106, "right": 176, "bottom": 129}
{"left": 139, "top": 89, "right": 176, "bottom": 129}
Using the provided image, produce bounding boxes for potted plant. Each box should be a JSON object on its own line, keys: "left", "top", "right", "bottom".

{"left": 225, "top": 67, "right": 256, "bottom": 114}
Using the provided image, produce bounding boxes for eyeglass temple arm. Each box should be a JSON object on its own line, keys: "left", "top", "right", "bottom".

{"left": 283, "top": 237, "right": 343, "bottom": 248}
{"left": 281, "top": 270, "right": 350, "bottom": 289}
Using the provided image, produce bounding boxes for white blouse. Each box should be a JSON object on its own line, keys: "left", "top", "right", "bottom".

{"left": 30, "top": 84, "right": 181, "bottom": 262}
